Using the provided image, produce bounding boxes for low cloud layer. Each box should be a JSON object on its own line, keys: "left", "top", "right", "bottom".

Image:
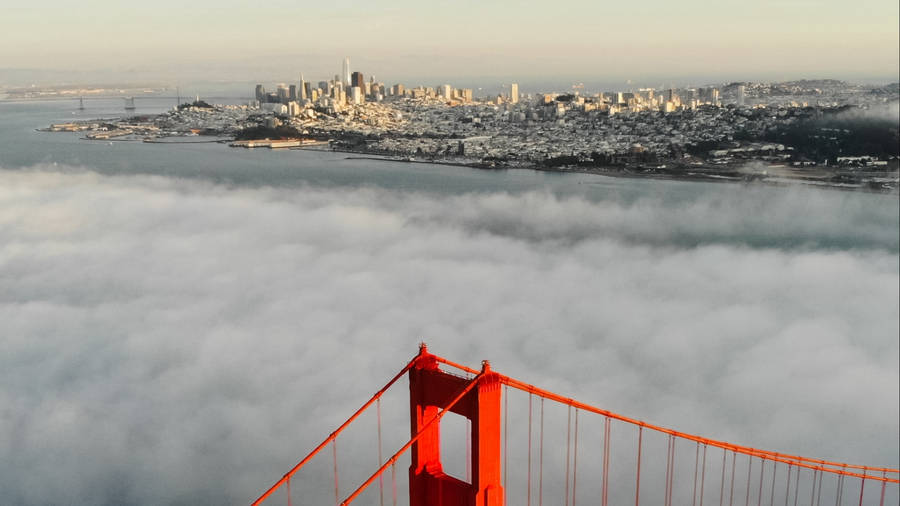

{"left": 1, "top": 167, "right": 897, "bottom": 505}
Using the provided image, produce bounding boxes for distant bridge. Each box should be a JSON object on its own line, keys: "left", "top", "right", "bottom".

{"left": 252, "top": 344, "right": 898, "bottom": 506}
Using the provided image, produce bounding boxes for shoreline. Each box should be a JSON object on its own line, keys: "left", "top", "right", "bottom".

{"left": 320, "top": 147, "right": 900, "bottom": 195}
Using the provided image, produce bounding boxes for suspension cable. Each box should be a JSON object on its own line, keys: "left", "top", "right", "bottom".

{"left": 527, "top": 393, "right": 533, "bottom": 506}
{"left": 573, "top": 408, "right": 579, "bottom": 506}
{"left": 784, "top": 464, "right": 799, "bottom": 506}
{"left": 665, "top": 435, "right": 673, "bottom": 506}
{"left": 252, "top": 355, "right": 418, "bottom": 506}
{"left": 565, "top": 404, "right": 571, "bottom": 506}
{"left": 635, "top": 425, "right": 644, "bottom": 506}
{"left": 339, "top": 371, "right": 482, "bottom": 505}
{"left": 758, "top": 458, "right": 766, "bottom": 506}
{"left": 730, "top": 451, "right": 737, "bottom": 506}
{"left": 377, "top": 398, "right": 384, "bottom": 506}
{"left": 333, "top": 440, "right": 339, "bottom": 506}
{"left": 857, "top": 469, "right": 866, "bottom": 506}
{"left": 539, "top": 397, "right": 545, "bottom": 506}
{"left": 746, "top": 454, "right": 753, "bottom": 506}
{"left": 694, "top": 441, "right": 701, "bottom": 506}
{"left": 701, "top": 443, "right": 709, "bottom": 506}
{"left": 602, "top": 416, "right": 610, "bottom": 506}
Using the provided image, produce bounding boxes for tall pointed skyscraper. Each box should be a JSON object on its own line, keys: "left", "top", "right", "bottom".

{"left": 342, "top": 57, "right": 351, "bottom": 88}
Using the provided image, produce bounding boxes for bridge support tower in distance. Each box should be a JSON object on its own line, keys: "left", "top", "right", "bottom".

{"left": 408, "top": 344, "right": 504, "bottom": 506}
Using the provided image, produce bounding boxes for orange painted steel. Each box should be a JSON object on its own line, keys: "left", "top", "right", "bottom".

{"left": 251, "top": 354, "right": 419, "bottom": 506}
{"left": 339, "top": 368, "right": 484, "bottom": 505}
{"left": 430, "top": 355, "right": 899, "bottom": 484}
{"left": 252, "top": 347, "right": 898, "bottom": 506}
{"left": 407, "top": 347, "right": 505, "bottom": 506}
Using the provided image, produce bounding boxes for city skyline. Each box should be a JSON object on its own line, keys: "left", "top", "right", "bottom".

{"left": 1, "top": 0, "right": 898, "bottom": 86}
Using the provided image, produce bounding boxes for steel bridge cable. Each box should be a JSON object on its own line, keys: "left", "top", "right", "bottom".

{"left": 693, "top": 442, "right": 701, "bottom": 506}
{"left": 251, "top": 354, "right": 419, "bottom": 506}
{"left": 758, "top": 459, "right": 766, "bottom": 506}
{"left": 857, "top": 469, "right": 866, "bottom": 506}
{"left": 602, "top": 416, "right": 610, "bottom": 506}
{"left": 665, "top": 436, "right": 673, "bottom": 506}
{"left": 494, "top": 372, "right": 898, "bottom": 480}
{"left": 835, "top": 466, "right": 845, "bottom": 506}
{"left": 339, "top": 371, "right": 482, "bottom": 505}
{"left": 286, "top": 477, "right": 291, "bottom": 506}
{"left": 572, "top": 408, "right": 579, "bottom": 506}
{"left": 635, "top": 425, "right": 644, "bottom": 506}
{"left": 731, "top": 451, "right": 737, "bottom": 506}
{"left": 770, "top": 462, "right": 777, "bottom": 506}
{"left": 879, "top": 472, "right": 886, "bottom": 506}
{"left": 793, "top": 465, "right": 801, "bottom": 506}
{"left": 377, "top": 398, "right": 384, "bottom": 506}
{"left": 721, "top": 448, "right": 728, "bottom": 506}
{"left": 810, "top": 471, "right": 818, "bottom": 506}
{"left": 527, "top": 393, "right": 532, "bottom": 506}
{"left": 701, "top": 444, "right": 709, "bottom": 506}
{"left": 391, "top": 461, "right": 397, "bottom": 506}
{"left": 816, "top": 468, "right": 823, "bottom": 506}
{"left": 434, "top": 355, "right": 897, "bottom": 477}
{"left": 746, "top": 454, "right": 753, "bottom": 506}
{"left": 333, "top": 440, "right": 339, "bottom": 506}
{"left": 785, "top": 464, "right": 793, "bottom": 506}
{"left": 539, "top": 397, "right": 544, "bottom": 506}
{"left": 565, "top": 406, "right": 573, "bottom": 506}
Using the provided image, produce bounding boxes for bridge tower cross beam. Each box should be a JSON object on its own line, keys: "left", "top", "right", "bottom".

{"left": 408, "top": 344, "right": 504, "bottom": 506}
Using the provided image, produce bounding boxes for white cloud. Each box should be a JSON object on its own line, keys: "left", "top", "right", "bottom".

{"left": 0, "top": 167, "right": 896, "bottom": 505}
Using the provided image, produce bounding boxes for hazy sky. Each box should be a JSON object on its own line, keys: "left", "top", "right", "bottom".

{"left": 2, "top": 0, "right": 898, "bottom": 85}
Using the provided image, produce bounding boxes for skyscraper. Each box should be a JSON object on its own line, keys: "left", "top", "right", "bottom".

{"left": 351, "top": 71, "right": 364, "bottom": 89}
{"left": 342, "top": 57, "right": 351, "bottom": 88}
{"left": 736, "top": 85, "right": 746, "bottom": 106}
{"left": 510, "top": 83, "right": 519, "bottom": 104}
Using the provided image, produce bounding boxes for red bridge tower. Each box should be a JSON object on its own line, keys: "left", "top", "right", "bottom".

{"left": 408, "top": 345, "right": 504, "bottom": 506}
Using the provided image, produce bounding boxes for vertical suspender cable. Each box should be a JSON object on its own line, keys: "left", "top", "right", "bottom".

{"left": 572, "top": 408, "right": 580, "bottom": 506}
{"left": 286, "top": 476, "right": 292, "bottom": 506}
{"left": 333, "top": 439, "right": 340, "bottom": 506}
{"left": 810, "top": 471, "right": 817, "bottom": 506}
{"left": 784, "top": 464, "right": 793, "bottom": 506}
{"left": 669, "top": 435, "right": 677, "bottom": 506}
{"left": 835, "top": 466, "right": 845, "bottom": 506}
{"left": 792, "top": 465, "right": 800, "bottom": 506}
{"left": 565, "top": 404, "right": 571, "bottom": 506}
{"left": 758, "top": 459, "right": 766, "bottom": 506}
{"left": 730, "top": 451, "right": 737, "bottom": 506}
{"left": 815, "top": 468, "right": 823, "bottom": 506}
{"left": 527, "top": 393, "right": 533, "bottom": 506}
{"left": 602, "top": 417, "right": 611, "bottom": 506}
{"left": 745, "top": 455, "right": 753, "bottom": 506}
{"left": 539, "top": 397, "right": 545, "bottom": 506}
{"left": 665, "top": 436, "right": 673, "bottom": 506}
{"left": 720, "top": 448, "right": 728, "bottom": 506}
{"left": 769, "top": 462, "right": 777, "bottom": 506}
{"left": 878, "top": 472, "right": 886, "bottom": 506}
{"left": 635, "top": 425, "right": 644, "bottom": 506}
{"left": 377, "top": 398, "right": 384, "bottom": 506}
{"left": 693, "top": 442, "right": 701, "bottom": 506}
{"left": 391, "top": 461, "right": 397, "bottom": 506}
{"left": 700, "top": 444, "right": 709, "bottom": 506}
{"left": 857, "top": 469, "right": 866, "bottom": 506}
